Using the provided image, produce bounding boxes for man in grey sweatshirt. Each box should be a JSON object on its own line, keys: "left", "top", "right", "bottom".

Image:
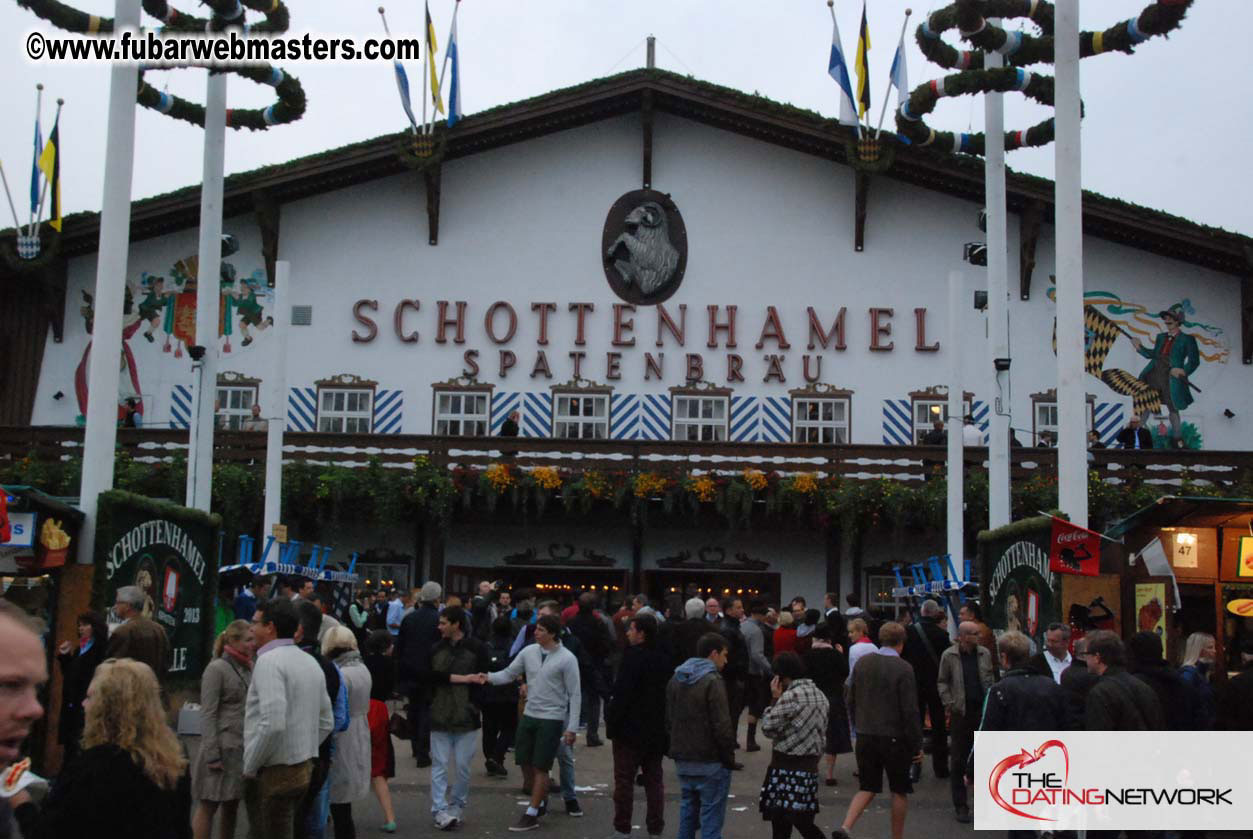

{"left": 483, "top": 614, "right": 581, "bottom": 832}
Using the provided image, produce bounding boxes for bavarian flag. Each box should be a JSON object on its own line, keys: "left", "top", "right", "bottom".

{"left": 855, "top": 1, "right": 871, "bottom": 119}
{"left": 1083, "top": 304, "right": 1120, "bottom": 377}
{"left": 425, "top": 2, "right": 445, "bottom": 115}
{"left": 37, "top": 116, "right": 61, "bottom": 232}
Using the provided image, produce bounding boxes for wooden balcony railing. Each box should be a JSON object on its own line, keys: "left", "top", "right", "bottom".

{"left": 1, "top": 426, "right": 1251, "bottom": 489}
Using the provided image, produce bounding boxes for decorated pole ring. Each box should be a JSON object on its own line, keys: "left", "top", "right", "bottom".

{"left": 15, "top": 0, "right": 306, "bottom": 131}
{"left": 895, "top": 0, "right": 1193, "bottom": 156}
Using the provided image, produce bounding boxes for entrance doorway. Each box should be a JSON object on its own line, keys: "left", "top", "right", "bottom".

{"left": 445, "top": 564, "right": 629, "bottom": 605}
{"left": 643, "top": 570, "right": 781, "bottom": 609}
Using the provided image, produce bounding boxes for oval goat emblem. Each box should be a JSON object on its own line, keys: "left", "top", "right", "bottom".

{"left": 601, "top": 189, "right": 687, "bottom": 305}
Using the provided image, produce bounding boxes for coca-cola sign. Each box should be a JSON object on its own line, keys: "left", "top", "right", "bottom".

{"left": 1048, "top": 517, "right": 1101, "bottom": 577}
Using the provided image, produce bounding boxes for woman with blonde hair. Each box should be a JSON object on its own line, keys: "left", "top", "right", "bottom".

{"left": 192, "top": 619, "right": 254, "bottom": 839}
{"left": 323, "top": 625, "right": 373, "bottom": 839}
{"left": 12, "top": 658, "right": 190, "bottom": 838}
{"left": 1179, "top": 631, "right": 1218, "bottom": 729}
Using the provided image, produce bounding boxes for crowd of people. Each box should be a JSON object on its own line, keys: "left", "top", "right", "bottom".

{"left": 2, "top": 578, "right": 1251, "bottom": 839}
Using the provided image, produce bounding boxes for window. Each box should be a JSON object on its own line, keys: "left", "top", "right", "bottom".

{"left": 866, "top": 574, "right": 903, "bottom": 619}
{"left": 672, "top": 395, "right": 728, "bottom": 442}
{"left": 554, "top": 393, "right": 609, "bottom": 439}
{"left": 1030, "top": 390, "right": 1095, "bottom": 444}
{"left": 216, "top": 385, "right": 256, "bottom": 430}
{"left": 793, "top": 397, "right": 850, "bottom": 444}
{"left": 910, "top": 388, "right": 972, "bottom": 444}
{"left": 318, "top": 389, "right": 372, "bottom": 433}
{"left": 434, "top": 390, "right": 490, "bottom": 437}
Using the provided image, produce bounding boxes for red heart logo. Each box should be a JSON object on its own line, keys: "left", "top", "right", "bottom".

{"left": 989, "top": 739, "right": 1069, "bottom": 822}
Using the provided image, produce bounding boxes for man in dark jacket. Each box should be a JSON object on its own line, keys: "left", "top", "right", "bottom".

{"left": 673, "top": 597, "right": 711, "bottom": 670}
{"left": 667, "top": 633, "right": 736, "bottom": 839}
{"left": 395, "top": 581, "right": 443, "bottom": 767}
{"left": 422, "top": 606, "right": 490, "bottom": 830}
{"left": 1126, "top": 631, "right": 1195, "bottom": 730}
{"left": 1083, "top": 630, "right": 1165, "bottom": 731}
{"left": 568, "top": 593, "right": 613, "bottom": 747}
{"left": 1059, "top": 635, "right": 1100, "bottom": 729}
{"left": 607, "top": 613, "right": 671, "bottom": 839}
{"left": 108, "top": 585, "right": 171, "bottom": 682}
{"left": 901, "top": 599, "right": 950, "bottom": 777}
{"left": 717, "top": 597, "right": 749, "bottom": 769}
{"left": 1217, "top": 638, "right": 1253, "bottom": 730}
{"left": 833, "top": 622, "right": 924, "bottom": 839}
{"left": 973, "top": 630, "right": 1070, "bottom": 839}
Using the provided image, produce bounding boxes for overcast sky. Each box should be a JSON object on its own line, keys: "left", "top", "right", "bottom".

{"left": 2, "top": 0, "right": 1249, "bottom": 238}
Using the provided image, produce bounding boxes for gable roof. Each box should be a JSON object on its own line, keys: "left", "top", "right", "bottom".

{"left": 12, "top": 68, "right": 1253, "bottom": 277}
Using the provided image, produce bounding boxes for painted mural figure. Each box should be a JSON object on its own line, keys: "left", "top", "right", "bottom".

{"left": 1133, "top": 303, "right": 1200, "bottom": 448}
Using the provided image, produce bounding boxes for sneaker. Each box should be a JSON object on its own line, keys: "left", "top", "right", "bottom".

{"left": 485, "top": 759, "right": 507, "bottom": 776}
{"left": 831, "top": 829, "right": 851, "bottom": 839}
{"left": 509, "top": 813, "right": 540, "bottom": 832}
{"left": 955, "top": 806, "right": 972, "bottom": 824}
{"left": 586, "top": 734, "right": 604, "bottom": 747}
{"left": 565, "top": 800, "right": 583, "bottom": 817}
{"left": 416, "top": 756, "right": 432, "bottom": 769}
{"left": 433, "top": 811, "right": 455, "bottom": 831}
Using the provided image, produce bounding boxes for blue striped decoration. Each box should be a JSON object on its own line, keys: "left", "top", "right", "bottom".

{"left": 522, "top": 392, "right": 552, "bottom": 438}
{"left": 968, "top": 400, "right": 990, "bottom": 445}
{"left": 611, "top": 394, "right": 640, "bottom": 440}
{"left": 169, "top": 385, "right": 192, "bottom": 429}
{"left": 759, "top": 396, "right": 791, "bottom": 443}
{"left": 638, "top": 394, "right": 671, "bottom": 441}
{"left": 882, "top": 399, "right": 914, "bottom": 445}
{"left": 730, "top": 396, "right": 758, "bottom": 442}
{"left": 373, "top": 389, "right": 403, "bottom": 434}
{"left": 288, "top": 387, "right": 317, "bottom": 432}
{"left": 491, "top": 392, "right": 520, "bottom": 435}
{"left": 1094, "top": 401, "right": 1124, "bottom": 447}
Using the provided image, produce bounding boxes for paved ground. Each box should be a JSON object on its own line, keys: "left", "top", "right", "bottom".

{"left": 340, "top": 728, "right": 971, "bottom": 839}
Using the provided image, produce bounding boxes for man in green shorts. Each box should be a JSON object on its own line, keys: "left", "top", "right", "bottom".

{"left": 482, "top": 613, "right": 581, "bottom": 831}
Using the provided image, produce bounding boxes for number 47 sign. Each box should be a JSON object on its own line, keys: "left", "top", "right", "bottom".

{"left": 1172, "top": 532, "right": 1198, "bottom": 569}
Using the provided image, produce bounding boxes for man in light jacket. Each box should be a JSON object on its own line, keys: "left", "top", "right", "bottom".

{"left": 739, "top": 600, "right": 773, "bottom": 753}
{"left": 482, "top": 613, "right": 581, "bottom": 832}
{"left": 243, "top": 598, "right": 334, "bottom": 839}
{"left": 936, "top": 621, "right": 994, "bottom": 824}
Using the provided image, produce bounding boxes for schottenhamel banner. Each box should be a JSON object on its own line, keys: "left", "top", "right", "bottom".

{"left": 1049, "top": 515, "right": 1100, "bottom": 577}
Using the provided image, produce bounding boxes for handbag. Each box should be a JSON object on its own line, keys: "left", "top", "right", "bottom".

{"left": 387, "top": 709, "right": 412, "bottom": 739}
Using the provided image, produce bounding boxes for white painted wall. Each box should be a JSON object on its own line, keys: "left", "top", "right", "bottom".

{"left": 32, "top": 113, "right": 1251, "bottom": 451}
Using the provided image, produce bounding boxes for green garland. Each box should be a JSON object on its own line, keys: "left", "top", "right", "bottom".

{"left": 896, "top": 0, "right": 1193, "bottom": 155}
{"left": 0, "top": 229, "right": 61, "bottom": 274}
{"left": 16, "top": 0, "right": 305, "bottom": 131}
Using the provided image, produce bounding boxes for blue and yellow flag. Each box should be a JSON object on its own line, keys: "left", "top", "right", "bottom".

{"left": 425, "top": 2, "right": 445, "bottom": 115}
{"left": 855, "top": 1, "right": 871, "bottom": 119}
{"left": 37, "top": 116, "right": 60, "bottom": 232}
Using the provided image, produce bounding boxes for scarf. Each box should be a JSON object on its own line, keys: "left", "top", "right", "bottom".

{"left": 80, "top": 638, "right": 94, "bottom": 655}
{"left": 223, "top": 644, "right": 253, "bottom": 669}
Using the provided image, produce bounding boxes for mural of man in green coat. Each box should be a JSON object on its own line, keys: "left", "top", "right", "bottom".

{"left": 1133, "top": 303, "right": 1200, "bottom": 448}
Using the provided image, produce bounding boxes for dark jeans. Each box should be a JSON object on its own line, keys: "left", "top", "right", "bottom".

{"left": 724, "top": 677, "right": 746, "bottom": 742}
{"left": 949, "top": 710, "right": 975, "bottom": 809}
{"left": 917, "top": 683, "right": 948, "bottom": 774}
{"left": 770, "top": 813, "right": 826, "bottom": 839}
{"left": 407, "top": 688, "right": 432, "bottom": 762}
{"left": 482, "top": 702, "right": 518, "bottom": 764}
{"left": 612, "top": 741, "right": 664, "bottom": 836}
{"left": 330, "top": 802, "right": 355, "bottom": 839}
{"left": 580, "top": 667, "right": 610, "bottom": 738}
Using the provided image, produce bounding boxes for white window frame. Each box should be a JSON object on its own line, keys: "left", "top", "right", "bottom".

{"left": 671, "top": 394, "right": 729, "bottom": 442}
{"left": 215, "top": 384, "right": 257, "bottom": 430}
{"left": 553, "top": 392, "right": 609, "bottom": 440}
{"left": 792, "top": 397, "right": 851, "bottom": 444}
{"left": 911, "top": 398, "right": 971, "bottom": 444}
{"left": 433, "top": 389, "right": 490, "bottom": 437}
{"left": 317, "top": 388, "right": 373, "bottom": 434}
{"left": 1032, "top": 399, "right": 1094, "bottom": 444}
{"left": 866, "top": 574, "right": 902, "bottom": 619}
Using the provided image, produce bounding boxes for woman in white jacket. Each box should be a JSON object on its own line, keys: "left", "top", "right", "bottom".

{"left": 322, "top": 626, "right": 374, "bottom": 839}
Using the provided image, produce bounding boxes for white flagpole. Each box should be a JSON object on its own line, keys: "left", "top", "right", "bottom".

{"left": 828, "top": 1, "right": 860, "bottom": 140}
{"left": 421, "top": 4, "right": 429, "bottom": 135}
{"left": 26, "top": 84, "right": 44, "bottom": 237}
{"left": 0, "top": 161, "right": 24, "bottom": 231}
{"left": 874, "top": 9, "right": 911, "bottom": 139}
{"left": 33, "top": 98, "right": 63, "bottom": 234}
